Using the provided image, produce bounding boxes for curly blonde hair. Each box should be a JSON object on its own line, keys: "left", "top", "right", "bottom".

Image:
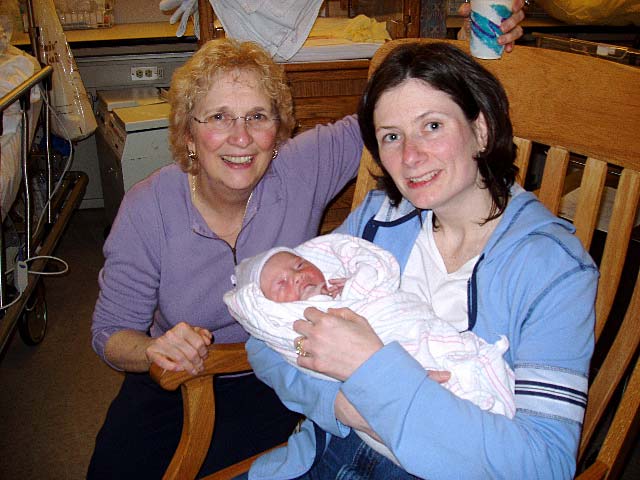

{"left": 169, "top": 39, "right": 295, "bottom": 174}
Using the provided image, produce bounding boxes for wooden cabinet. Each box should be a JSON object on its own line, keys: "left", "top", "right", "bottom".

{"left": 284, "top": 60, "right": 369, "bottom": 132}
{"left": 284, "top": 60, "right": 369, "bottom": 232}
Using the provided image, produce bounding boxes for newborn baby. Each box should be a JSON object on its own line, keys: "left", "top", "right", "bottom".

{"left": 226, "top": 233, "right": 515, "bottom": 409}
{"left": 225, "top": 233, "right": 516, "bottom": 462}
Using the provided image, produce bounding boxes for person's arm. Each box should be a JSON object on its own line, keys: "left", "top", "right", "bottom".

{"left": 337, "top": 260, "right": 596, "bottom": 478}
{"left": 92, "top": 187, "right": 211, "bottom": 374}
{"left": 246, "top": 336, "right": 350, "bottom": 437}
{"left": 283, "top": 115, "right": 363, "bottom": 210}
{"left": 103, "top": 324, "right": 212, "bottom": 373}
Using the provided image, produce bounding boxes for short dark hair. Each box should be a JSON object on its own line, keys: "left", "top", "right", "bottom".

{"left": 358, "top": 42, "right": 517, "bottom": 221}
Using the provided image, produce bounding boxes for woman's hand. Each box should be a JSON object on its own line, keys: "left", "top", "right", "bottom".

{"left": 294, "top": 307, "right": 383, "bottom": 381}
{"left": 146, "top": 322, "right": 213, "bottom": 375}
{"left": 457, "top": 0, "right": 526, "bottom": 53}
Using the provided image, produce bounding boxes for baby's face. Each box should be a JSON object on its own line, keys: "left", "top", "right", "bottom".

{"left": 260, "top": 252, "right": 327, "bottom": 302}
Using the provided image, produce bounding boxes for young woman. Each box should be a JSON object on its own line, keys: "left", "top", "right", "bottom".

{"left": 244, "top": 42, "right": 597, "bottom": 480}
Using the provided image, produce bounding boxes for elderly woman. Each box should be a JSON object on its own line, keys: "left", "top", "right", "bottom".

{"left": 88, "top": 6, "right": 526, "bottom": 477}
{"left": 243, "top": 42, "right": 597, "bottom": 479}
{"left": 88, "top": 39, "right": 362, "bottom": 478}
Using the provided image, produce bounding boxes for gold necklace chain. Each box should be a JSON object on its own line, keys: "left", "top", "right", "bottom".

{"left": 190, "top": 174, "right": 253, "bottom": 239}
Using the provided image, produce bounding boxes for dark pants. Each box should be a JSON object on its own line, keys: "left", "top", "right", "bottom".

{"left": 87, "top": 371, "right": 300, "bottom": 479}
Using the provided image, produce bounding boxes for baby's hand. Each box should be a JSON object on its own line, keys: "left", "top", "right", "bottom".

{"left": 325, "top": 278, "right": 346, "bottom": 298}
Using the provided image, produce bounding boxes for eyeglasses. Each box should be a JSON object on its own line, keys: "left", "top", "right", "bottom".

{"left": 191, "top": 112, "right": 279, "bottom": 132}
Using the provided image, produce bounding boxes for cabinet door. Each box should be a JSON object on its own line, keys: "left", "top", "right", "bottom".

{"left": 284, "top": 60, "right": 369, "bottom": 134}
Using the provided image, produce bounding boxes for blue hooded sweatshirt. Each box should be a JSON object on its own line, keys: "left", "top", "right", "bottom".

{"left": 247, "top": 185, "right": 597, "bottom": 479}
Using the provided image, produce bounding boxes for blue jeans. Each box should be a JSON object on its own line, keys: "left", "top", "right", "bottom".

{"left": 234, "top": 430, "right": 420, "bottom": 480}
{"left": 296, "top": 430, "right": 420, "bottom": 480}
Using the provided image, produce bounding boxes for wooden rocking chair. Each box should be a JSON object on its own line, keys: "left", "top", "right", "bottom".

{"left": 151, "top": 39, "right": 640, "bottom": 480}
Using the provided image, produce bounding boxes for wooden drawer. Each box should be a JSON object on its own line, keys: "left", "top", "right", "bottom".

{"left": 285, "top": 60, "right": 370, "bottom": 96}
{"left": 293, "top": 95, "right": 362, "bottom": 131}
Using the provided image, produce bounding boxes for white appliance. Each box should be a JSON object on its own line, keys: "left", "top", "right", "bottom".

{"left": 95, "top": 88, "right": 173, "bottom": 225}
{"left": 75, "top": 50, "right": 193, "bottom": 209}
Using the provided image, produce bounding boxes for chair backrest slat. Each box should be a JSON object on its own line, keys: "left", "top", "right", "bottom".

{"left": 538, "top": 146, "right": 570, "bottom": 214}
{"left": 351, "top": 148, "right": 382, "bottom": 211}
{"left": 513, "top": 136, "right": 532, "bottom": 187}
{"left": 573, "top": 158, "right": 607, "bottom": 251}
{"left": 594, "top": 169, "right": 640, "bottom": 340}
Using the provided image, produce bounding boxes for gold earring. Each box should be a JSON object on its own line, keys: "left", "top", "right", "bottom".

{"left": 188, "top": 151, "right": 198, "bottom": 172}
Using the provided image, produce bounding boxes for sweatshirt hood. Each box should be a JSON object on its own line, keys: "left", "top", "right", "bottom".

{"left": 482, "top": 185, "right": 576, "bottom": 262}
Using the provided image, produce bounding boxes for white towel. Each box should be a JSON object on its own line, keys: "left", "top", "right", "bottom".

{"left": 210, "top": 0, "right": 324, "bottom": 60}
{"left": 0, "top": 46, "right": 38, "bottom": 134}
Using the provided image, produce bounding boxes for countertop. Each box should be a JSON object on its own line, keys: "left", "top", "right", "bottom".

{"left": 11, "top": 22, "right": 196, "bottom": 47}
{"left": 12, "top": 17, "right": 570, "bottom": 48}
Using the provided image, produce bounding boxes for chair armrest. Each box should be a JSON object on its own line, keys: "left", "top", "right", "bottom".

{"left": 149, "top": 342, "right": 252, "bottom": 480}
{"left": 150, "top": 342, "right": 252, "bottom": 391}
{"left": 575, "top": 460, "right": 608, "bottom": 480}
{"left": 202, "top": 444, "right": 285, "bottom": 480}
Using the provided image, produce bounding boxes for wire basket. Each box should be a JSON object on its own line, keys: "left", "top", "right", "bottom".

{"left": 54, "top": 0, "right": 114, "bottom": 30}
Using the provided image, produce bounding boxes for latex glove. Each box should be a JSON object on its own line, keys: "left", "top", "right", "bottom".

{"left": 159, "top": 0, "right": 199, "bottom": 38}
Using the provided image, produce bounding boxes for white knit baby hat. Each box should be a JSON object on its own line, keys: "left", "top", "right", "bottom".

{"left": 231, "top": 246, "right": 297, "bottom": 288}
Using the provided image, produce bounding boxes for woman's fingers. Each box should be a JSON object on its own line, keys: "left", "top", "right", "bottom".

{"left": 293, "top": 307, "right": 383, "bottom": 381}
{"left": 456, "top": 2, "right": 471, "bottom": 41}
{"left": 457, "top": 1, "right": 471, "bottom": 17}
{"left": 498, "top": 0, "right": 525, "bottom": 50}
{"left": 146, "top": 322, "right": 212, "bottom": 374}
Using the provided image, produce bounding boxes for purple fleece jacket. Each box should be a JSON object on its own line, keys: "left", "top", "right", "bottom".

{"left": 91, "top": 116, "right": 362, "bottom": 368}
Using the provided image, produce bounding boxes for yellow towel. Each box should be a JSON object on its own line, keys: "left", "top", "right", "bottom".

{"left": 338, "top": 15, "right": 391, "bottom": 42}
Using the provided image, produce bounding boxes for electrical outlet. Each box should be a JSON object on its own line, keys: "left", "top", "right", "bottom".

{"left": 130, "top": 66, "right": 163, "bottom": 81}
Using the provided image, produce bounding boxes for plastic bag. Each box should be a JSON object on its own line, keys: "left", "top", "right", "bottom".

{"left": 537, "top": 0, "right": 640, "bottom": 26}
{"left": 32, "top": 0, "right": 97, "bottom": 141}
